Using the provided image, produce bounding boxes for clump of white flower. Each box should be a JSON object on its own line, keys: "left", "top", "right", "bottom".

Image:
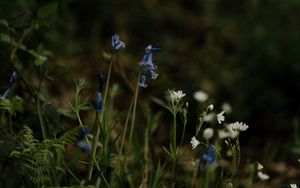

{"left": 257, "top": 162, "right": 264, "bottom": 171}
{"left": 193, "top": 90, "right": 208, "bottom": 102}
{"left": 203, "top": 128, "right": 214, "bottom": 140}
{"left": 257, "top": 171, "right": 269, "bottom": 180}
{"left": 217, "top": 111, "right": 225, "bottom": 124}
{"left": 290, "top": 184, "right": 298, "bottom": 188}
{"left": 218, "top": 124, "right": 239, "bottom": 139}
{"left": 170, "top": 90, "right": 186, "bottom": 101}
{"left": 190, "top": 136, "right": 200, "bottom": 149}
{"left": 204, "top": 113, "right": 215, "bottom": 122}
{"left": 230, "top": 122, "right": 249, "bottom": 132}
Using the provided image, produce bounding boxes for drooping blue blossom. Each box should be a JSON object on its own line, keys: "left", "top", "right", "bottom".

{"left": 199, "top": 146, "right": 217, "bottom": 170}
{"left": 138, "top": 44, "right": 161, "bottom": 86}
{"left": 112, "top": 34, "right": 125, "bottom": 52}
{"left": 76, "top": 128, "right": 92, "bottom": 153}
{"left": 96, "top": 91, "right": 104, "bottom": 112}
{"left": 138, "top": 75, "right": 147, "bottom": 88}
{"left": 0, "top": 88, "right": 11, "bottom": 99}
{"left": 147, "top": 70, "right": 158, "bottom": 80}
{"left": 76, "top": 141, "right": 91, "bottom": 153}
{"left": 9, "top": 71, "right": 18, "bottom": 84}
{"left": 77, "top": 127, "right": 90, "bottom": 140}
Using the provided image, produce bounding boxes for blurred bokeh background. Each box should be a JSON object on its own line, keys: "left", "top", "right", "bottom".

{"left": 1, "top": 0, "right": 300, "bottom": 186}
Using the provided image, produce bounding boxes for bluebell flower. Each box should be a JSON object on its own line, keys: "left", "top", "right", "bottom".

{"left": 145, "top": 44, "right": 161, "bottom": 53}
{"left": 9, "top": 71, "right": 18, "bottom": 84}
{"left": 0, "top": 88, "right": 11, "bottom": 99}
{"left": 96, "top": 91, "right": 104, "bottom": 112}
{"left": 76, "top": 141, "right": 91, "bottom": 153}
{"left": 77, "top": 127, "right": 90, "bottom": 140}
{"left": 138, "top": 75, "right": 147, "bottom": 88}
{"left": 147, "top": 70, "right": 158, "bottom": 80}
{"left": 199, "top": 146, "right": 217, "bottom": 170}
{"left": 112, "top": 34, "right": 125, "bottom": 52}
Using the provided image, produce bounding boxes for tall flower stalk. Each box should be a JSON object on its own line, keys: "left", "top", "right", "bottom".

{"left": 86, "top": 34, "right": 125, "bottom": 181}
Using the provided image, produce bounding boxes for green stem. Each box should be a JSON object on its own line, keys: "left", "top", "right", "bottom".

{"left": 86, "top": 54, "right": 114, "bottom": 181}
{"left": 37, "top": 99, "right": 47, "bottom": 139}
{"left": 128, "top": 71, "right": 141, "bottom": 146}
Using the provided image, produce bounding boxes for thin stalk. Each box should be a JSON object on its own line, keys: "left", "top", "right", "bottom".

{"left": 86, "top": 54, "right": 114, "bottom": 181}
{"left": 128, "top": 71, "right": 141, "bottom": 146}
{"left": 171, "top": 113, "right": 177, "bottom": 184}
{"left": 37, "top": 99, "right": 47, "bottom": 139}
{"left": 142, "top": 118, "right": 150, "bottom": 187}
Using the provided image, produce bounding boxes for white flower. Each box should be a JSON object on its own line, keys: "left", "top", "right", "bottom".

{"left": 217, "top": 111, "right": 225, "bottom": 124}
{"left": 190, "top": 136, "right": 200, "bottom": 149}
{"left": 203, "top": 128, "right": 214, "bottom": 140}
{"left": 290, "top": 184, "right": 298, "bottom": 188}
{"left": 230, "top": 122, "right": 249, "bottom": 132}
{"left": 257, "top": 162, "right": 264, "bottom": 171}
{"left": 170, "top": 90, "right": 186, "bottom": 101}
{"left": 218, "top": 130, "right": 229, "bottom": 139}
{"left": 207, "top": 104, "right": 214, "bottom": 111}
{"left": 257, "top": 171, "right": 269, "bottom": 180}
{"left": 204, "top": 113, "right": 215, "bottom": 122}
{"left": 193, "top": 90, "right": 208, "bottom": 102}
{"left": 222, "top": 102, "right": 232, "bottom": 113}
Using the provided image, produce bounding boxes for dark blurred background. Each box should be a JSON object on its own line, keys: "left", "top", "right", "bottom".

{"left": 1, "top": 0, "right": 300, "bottom": 168}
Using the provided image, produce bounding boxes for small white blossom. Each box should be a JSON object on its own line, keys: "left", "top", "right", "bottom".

{"left": 290, "top": 184, "right": 298, "bottom": 188}
{"left": 193, "top": 90, "right": 209, "bottom": 102}
{"left": 203, "top": 128, "right": 214, "bottom": 140}
{"left": 222, "top": 102, "right": 232, "bottom": 113}
{"left": 217, "top": 111, "right": 225, "bottom": 124}
{"left": 204, "top": 113, "right": 215, "bottom": 122}
{"left": 207, "top": 104, "right": 214, "bottom": 111}
{"left": 230, "top": 122, "right": 249, "bottom": 132}
{"left": 257, "top": 162, "right": 264, "bottom": 171}
{"left": 191, "top": 136, "right": 200, "bottom": 149}
{"left": 170, "top": 90, "right": 186, "bottom": 101}
{"left": 257, "top": 171, "right": 269, "bottom": 180}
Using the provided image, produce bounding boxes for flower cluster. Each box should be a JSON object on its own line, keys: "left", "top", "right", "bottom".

{"left": 138, "top": 44, "right": 161, "bottom": 87}
{"left": 0, "top": 71, "right": 18, "bottom": 99}
{"left": 76, "top": 128, "right": 91, "bottom": 153}
{"left": 170, "top": 90, "right": 186, "bottom": 101}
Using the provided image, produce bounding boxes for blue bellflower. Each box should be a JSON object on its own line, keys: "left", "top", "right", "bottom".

{"left": 138, "top": 75, "right": 147, "bottom": 88}
{"left": 199, "top": 146, "right": 217, "bottom": 170}
{"left": 112, "top": 34, "right": 125, "bottom": 52}
{"left": 9, "top": 71, "right": 18, "bottom": 84}
{"left": 138, "top": 44, "right": 161, "bottom": 87}
{"left": 76, "top": 127, "right": 91, "bottom": 153}
{"left": 0, "top": 88, "right": 11, "bottom": 99}
{"left": 96, "top": 91, "right": 104, "bottom": 112}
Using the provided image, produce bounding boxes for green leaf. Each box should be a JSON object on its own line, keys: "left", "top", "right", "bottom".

{"left": 34, "top": 54, "right": 47, "bottom": 65}
{"left": 57, "top": 108, "right": 76, "bottom": 119}
{"left": 37, "top": 3, "right": 58, "bottom": 20}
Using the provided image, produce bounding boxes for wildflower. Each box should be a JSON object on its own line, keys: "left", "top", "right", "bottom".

{"left": 0, "top": 88, "right": 10, "bottom": 99}
{"left": 76, "top": 141, "right": 91, "bottom": 153}
{"left": 204, "top": 113, "right": 214, "bottom": 122}
{"left": 193, "top": 90, "right": 208, "bottom": 102}
{"left": 170, "top": 90, "right": 186, "bottom": 101}
{"left": 222, "top": 102, "right": 232, "bottom": 113}
{"left": 290, "top": 184, "right": 298, "bottom": 188}
{"left": 217, "top": 111, "right": 225, "bottom": 124}
{"left": 138, "top": 75, "right": 147, "bottom": 88}
{"left": 207, "top": 104, "right": 214, "bottom": 111}
{"left": 199, "top": 146, "right": 217, "bottom": 169}
{"left": 257, "top": 171, "right": 269, "bottom": 180}
{"left": 145, "top": 44, "right": 161, "bottom": 53}
{"left": 203, "top": 128, "right": 214, "bottom": 140}
{"left": 112, "top": 34, "right": 125, "bottom": 52}
{"left": 257, "top": 162, "right": 264, "bottom": 171}
{"left": 191, "top": 136, "right": 200, "bottom": 149}
{"left": 147, "top": 69, "right": 158, "bottom": 80}
{"left": 96, "top": 91, "right": 104, "bottom": 112}
{"left": 230, "top": 122, "right": 249, "bottom": 132}
{"left": 76, "top": 128, "right": 92, "bottom": 153}
{"left": 9, "top": 71, "right": 18, "bottom": 84}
